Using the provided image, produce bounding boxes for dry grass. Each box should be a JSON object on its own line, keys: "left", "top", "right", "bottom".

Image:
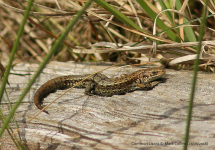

{"left": 0, "top": 0, "right": 215, "bottom": 70}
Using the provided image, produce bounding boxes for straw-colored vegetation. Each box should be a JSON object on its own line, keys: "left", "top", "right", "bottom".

{"left": 0, "top": 0, "right": 215, "bottom": 70}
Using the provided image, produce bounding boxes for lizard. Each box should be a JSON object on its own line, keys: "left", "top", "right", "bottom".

{"left": 34, "top": 68, "right": 165, "bottom": 114}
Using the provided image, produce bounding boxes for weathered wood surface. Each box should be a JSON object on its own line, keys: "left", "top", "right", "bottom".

{"left": 1, "top": 61, "right": 215, "bottom": 149}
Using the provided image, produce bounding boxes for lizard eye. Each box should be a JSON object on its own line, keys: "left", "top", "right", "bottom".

{"left": 152, "top": 70, "right": 157, "bottom": 74}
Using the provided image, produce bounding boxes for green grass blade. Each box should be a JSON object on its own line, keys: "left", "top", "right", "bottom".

{"left": 0, "top": 0, "right": 34, "bottom": 104}
{"left": 174, "top": 0, "right": 197, "bottom": 42}
{"left": 93, "top": 0, "right": 146, "bottom": 32}
{"left": 157, "top": 0, "right": 174, "bottom": 24}
{"left": 183, "top": 18, "right": 197, "bottom": 42}
{"left": 0, "top": 0, "right": 34, "bottom": 146}
{"left": 155, "top": 13, "right": 215, "bottom": 37}
{"left": 136, "top": 0, "right": 179, "bottom": 41}
{"left": 0, "top": 0, "right": 93, "bottom": 137}
{"left": 0, "top": 111, "right": 26, "bottom": 149}
{"left": 183, "top": 1, "right": 208, "bottom": 149}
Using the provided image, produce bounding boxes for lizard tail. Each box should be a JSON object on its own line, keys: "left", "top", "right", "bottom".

{"left": 33, "top": 76, "right": 69, "bottom": 114}
{"left": 34, "top": 92, "right": 49, "bottom": 114}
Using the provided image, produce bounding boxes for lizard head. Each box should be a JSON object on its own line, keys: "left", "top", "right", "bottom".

{"left": 135, "top": 68, "right": 166, "bottom": 83}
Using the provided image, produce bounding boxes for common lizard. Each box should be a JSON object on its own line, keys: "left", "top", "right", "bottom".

{"left": 34, "top": 68, "right": 165, "bottom": 114}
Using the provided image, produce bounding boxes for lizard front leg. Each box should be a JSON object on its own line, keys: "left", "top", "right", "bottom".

{"left": 137, "top": 81, "right": 162, "bottom": 89}
{"left": 84, "top": 81, "right": 96, "bottom": 96}
{"left": 129, "top": 81, "right": 162, "bottom": 91}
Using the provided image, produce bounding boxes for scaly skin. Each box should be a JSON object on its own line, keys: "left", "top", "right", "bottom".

{"left": 34, "top": 68, "right": 165, "bottom": 114}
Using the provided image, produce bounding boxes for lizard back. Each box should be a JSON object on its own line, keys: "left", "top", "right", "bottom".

{"left": 94, "top": 68, "right": 165, "bottom": 96}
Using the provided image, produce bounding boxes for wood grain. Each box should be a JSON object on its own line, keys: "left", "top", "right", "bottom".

{"left": 0, "top": 61, "right": 214, "bottom": 149}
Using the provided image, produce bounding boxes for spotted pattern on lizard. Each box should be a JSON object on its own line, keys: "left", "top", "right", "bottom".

{"left": 34, "top": 68, "right": 165, "bottom": 114}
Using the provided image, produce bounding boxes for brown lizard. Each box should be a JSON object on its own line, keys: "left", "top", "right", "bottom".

{"left": 34, "top": 68, "right": 165, "bottom": 114}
